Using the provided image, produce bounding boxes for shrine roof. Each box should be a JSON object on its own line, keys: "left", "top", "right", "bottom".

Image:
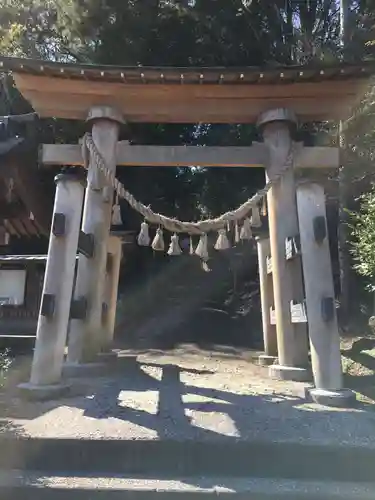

{"left": 1, "top": 56, "right": 374, "bottom": 122}
{"left": 0, "top": 115, "right": 53, "bottom": 238}
{"left": 1, "top": 56, "right": 374, "bottom": 83}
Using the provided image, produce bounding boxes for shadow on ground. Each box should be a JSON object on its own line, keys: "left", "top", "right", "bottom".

{"left": 1, "top": 353, "right": 375, "bottom": 443}
{"left": 341, "top": 336, "right": 375, "bottom": 405}
{"left": 1, "top": 353, "right": 375, "bottom": 492}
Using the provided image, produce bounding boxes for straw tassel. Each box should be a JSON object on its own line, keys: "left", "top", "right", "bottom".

{"left": 152, "top": 228, "right": 165, "bottom": 251}
{"left": 251, "top": 205, "right": 262, "bottom": 227}
{"left": 214, "top": 228, "right": 230, "bottom": 250}
{"left": 189, "top": 236, "right": 194, "bottom": 255}
{"left": 235, "top": 221, "right": 240, "bottom": 243}
{"left": 5, "top": 232, "right": 9, "bottom": 245}
{"left": 167, "top": 233, "right": 182, "bottom": 256}
{"left": 195, "top": 233, "right": 209, "bottom": 261}
{"left": 111, "top": 195, "right": 122, "bottom": 226}
{"left": 240, "top": 218, "right": 253, "bottom": 240}
{"left": 137, "top": 221, "right": 150, "bottom": 246}
{"left": 202, "top": 261, "right": 211, "bottom": 272}
{"left": 226, "top": 220, "right": 231, "bottom": 232}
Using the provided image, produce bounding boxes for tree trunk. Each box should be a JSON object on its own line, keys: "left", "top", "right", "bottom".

{"left": 338, "top": 146, "right": 350, "bottom": 328}
{"left": 338, "top": 0, "right": 350, "bottom": 329}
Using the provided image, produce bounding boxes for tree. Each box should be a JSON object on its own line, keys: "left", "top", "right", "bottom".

{"left": 349, "top": 187, "right": 375, "bottom": 286}
{"left": 1, "top": 0, "right": 369, "bottom": 258}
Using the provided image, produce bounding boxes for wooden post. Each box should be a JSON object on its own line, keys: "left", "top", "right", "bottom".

{"left": 258, "top": 109, "right": 310, "bottom": 381}
{"left": 67, "top": 106, "right": 123, "bottom": 367}
{"left": 256, "top": 235, "right": 277, "bottom": 365}
{"left": 296, "top": 182, "right": 355, "bottom": 406}
{"left": 101, "top": 235, "right": 123, "bottom": 354}
{"left": 18, "top": 169, "right": 85, "bottom": 399}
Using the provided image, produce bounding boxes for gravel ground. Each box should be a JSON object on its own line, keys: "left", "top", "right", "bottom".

{"left": 1, "top": 345, "right": 375, "bottom": 446}
{"left": 0, "top": 471, "right": 374, "bottom": 498}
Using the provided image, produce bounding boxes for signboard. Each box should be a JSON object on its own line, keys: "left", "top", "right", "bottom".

{"left": 270, "top": 307, "right": 276, "bottom": 325}
{"left": 290, "top": 300, "right": 308, "bottom": 323}
{"left": 285, "top": 235, "right": 301, "bottom": 261}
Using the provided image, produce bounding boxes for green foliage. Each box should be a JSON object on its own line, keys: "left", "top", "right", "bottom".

{"left": 0, "top": 0, "right": 373, "bottom": 226}
{"left": 349, "top": 187, "right": 375, "bottom": 288}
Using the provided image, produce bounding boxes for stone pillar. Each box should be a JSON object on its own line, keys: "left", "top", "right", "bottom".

{"left": 256, "top": 235, "right": 277, "bottom": 365}
{"left": 296, "top": 182, "right": 355, "bottom": 406}
{"left": 257, "top": 109, "right": 310, "bottom": 381}
{"left": 19, "top": 169, "right": 85, "bottom": 399}
{"left": 101, "top": 235, "right": 123, "bottom": 353}
{"left": 67, "top": 106, "right": 123, "bottom": 367}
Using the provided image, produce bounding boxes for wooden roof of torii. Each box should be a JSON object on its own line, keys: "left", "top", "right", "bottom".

{"left": 1, "top": 56, "right": 374, "bottom": 123}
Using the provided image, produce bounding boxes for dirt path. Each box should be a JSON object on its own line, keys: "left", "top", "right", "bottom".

{"left": 1, "top": 344, "right": 375, "bottom": 447}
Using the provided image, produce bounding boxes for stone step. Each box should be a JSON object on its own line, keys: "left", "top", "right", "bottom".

{"left": 1, "top": 437, "right": 375, "bottom": 483}
{"left": 0, "top": 471, "right": 374, "bottom": 500}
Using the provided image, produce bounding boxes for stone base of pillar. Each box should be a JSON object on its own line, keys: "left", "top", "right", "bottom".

{"left": 258, "top": 354, "right": 278, "bottom": 366}
{"left": 269, "top": 364, "right": 311, "bottom": 382}
{"left": 97, "top": 350, "right": 119, "bottom": 362}
{"left": 306, "top": 387, "right": 356, "bottom": 408}
{"left": 17, "top": 382, "right": 70, "bottom": 401}
{"left": 62, "top": 362, "right": 107, "bottom": 378}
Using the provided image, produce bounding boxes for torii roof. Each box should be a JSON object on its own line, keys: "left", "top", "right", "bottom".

{"left": 1, "top": 56, "right": 374, "bottom": 123}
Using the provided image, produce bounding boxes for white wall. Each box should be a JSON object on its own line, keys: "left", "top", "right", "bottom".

{"left": 0, "top": 269, "right": 27, "bottom": 305}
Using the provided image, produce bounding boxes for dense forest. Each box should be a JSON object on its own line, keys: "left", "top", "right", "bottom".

{"left": 2, "top": 0, "right": 375, "bottom": 334}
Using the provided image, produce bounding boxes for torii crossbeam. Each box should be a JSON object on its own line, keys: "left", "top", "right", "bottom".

{"left": 41, "top": 142, "right": 339, "bottom": 169}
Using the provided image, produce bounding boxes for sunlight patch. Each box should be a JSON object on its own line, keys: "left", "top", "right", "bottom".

{"left": 140, "top": 364, "right": 163, "bottom": 381}
{"left": 117, "top": 390, "right": 159, "bottom": 415}
{"left": 186, "top": 410, "right": 240, "bottom": 438}
{"left": 182, "top": 393, "right": 232, "bottom": 406}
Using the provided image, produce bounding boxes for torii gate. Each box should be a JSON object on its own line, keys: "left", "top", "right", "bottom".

{"left": 1, "top": 56, "right": 372, "bottom": 406}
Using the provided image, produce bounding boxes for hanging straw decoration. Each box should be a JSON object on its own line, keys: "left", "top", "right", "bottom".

{"left": 202, "top": 261, "right": 211, "bottom": 272}
{"left": 189, "top": 236, "right": 195, "bottom": 255}
{"left": 4, "top": 232, "right": 9, "bottom": 245}
{"left": 111, "top": 194, "right": 122, "bottom": 225}
{"left": 152, "top": 227, "right": 165, "bottom": 251}
{"left": 80, "top": 130, "right": 296, "bottom": 272}
{"left": 137, "top": 221, "right": 150, "bottom": 246}
{"left": 234, "top": 221, "right": 240, "bottom": 244}
{"left": 240, "top": 218, "right": 253, "bottom": 240}
{"left": 250, "top": 204, "right": 262, "bottom": 227}
{"left": 84, "top": 141, "right": 102, "bottom": 191}
{"left": 167, "top": 233, "right": 182, "bottom": 256}
{"left": 195, "top": 233, "right": 209, "bottom": 261}
{"left": 214, "top": 228, "right": 231, "bottom": 250}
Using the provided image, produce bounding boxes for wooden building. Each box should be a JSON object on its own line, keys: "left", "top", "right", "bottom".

{"left": 0, "top": 113, "right": 53, "bottom": 337}
{"left": 0, "top": 255, "right": 46, "bottom": 338}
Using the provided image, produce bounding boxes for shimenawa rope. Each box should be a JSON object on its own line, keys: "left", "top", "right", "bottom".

{"left": 81, "top": 133, "right": 294, "bottom": 235}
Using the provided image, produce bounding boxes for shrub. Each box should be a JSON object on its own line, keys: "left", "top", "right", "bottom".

{"left": 349, "top": 186, "right": 375, "bottom": 291}
{"left": 0, "top": 349, "right": 11, "bottom": 388}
